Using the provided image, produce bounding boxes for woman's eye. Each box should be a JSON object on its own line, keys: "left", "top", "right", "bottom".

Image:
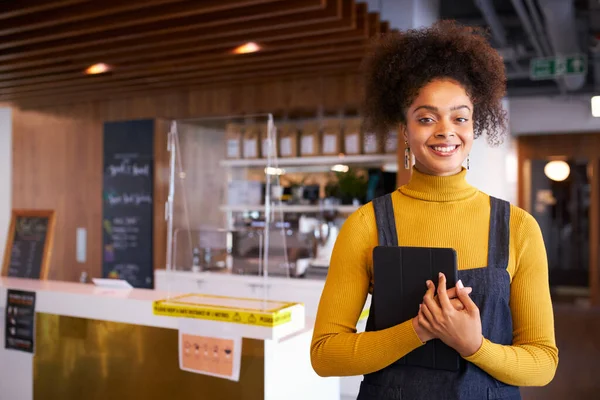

{"left": 419, "top": 118, "right": 434, "bottom": 124}
{"left": 456, "top": 118, "right": 469, "bottom": 123}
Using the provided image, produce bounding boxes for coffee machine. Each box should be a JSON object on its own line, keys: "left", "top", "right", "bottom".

{"left": 298, "top": 211, "right": 341, "bottom": 270}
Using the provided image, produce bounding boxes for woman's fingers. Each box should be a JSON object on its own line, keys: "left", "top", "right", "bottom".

{"left": 420, "top": 303, "right": 435, "bottom": 326}
{"left": 450, "top": 298, "right": 465, "bottom": 311}
{"left": 446, "top": 286, "right": 472, "bottom": 299}
{"left": 423, "top": 281, "right": 442, "bottom": 317}
{"left": 436, "top": 273, "right": 454, "bottom": 312}
{"left": 456, "top": 280, "right": 479, "bottom": 315}
{"left": 417, "top": 305, "right": 435, "bottom": 339}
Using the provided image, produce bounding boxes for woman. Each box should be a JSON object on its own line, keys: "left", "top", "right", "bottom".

{"left": 310, "top": 21, "right": 558, "bottom": 399}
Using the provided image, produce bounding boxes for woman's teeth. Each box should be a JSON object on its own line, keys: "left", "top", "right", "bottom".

{"left": 432, "top": 145, "right": 458, "bottom": 153}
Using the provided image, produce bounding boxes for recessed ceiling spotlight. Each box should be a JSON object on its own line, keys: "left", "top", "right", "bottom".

{"left": 232, "top": 42, "right": 261, "bottom": 55}
{"left": 85, "top": 63, "right": 111, "bottom": 75}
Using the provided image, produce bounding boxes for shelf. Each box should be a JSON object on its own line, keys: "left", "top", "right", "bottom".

{"left": 220, "top": 204, "right": 359, "bottom": 213}
{"left": 220, "top": 154, "right": 397, "bottom": 168}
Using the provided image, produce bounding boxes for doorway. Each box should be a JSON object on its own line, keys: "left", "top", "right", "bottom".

{"left": 518, "top": 134, "right": 600, "bottom": 305}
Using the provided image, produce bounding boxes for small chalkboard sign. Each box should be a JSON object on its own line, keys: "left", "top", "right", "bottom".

{"left": 1, "top": 210, "right": 56, "bottom": 280}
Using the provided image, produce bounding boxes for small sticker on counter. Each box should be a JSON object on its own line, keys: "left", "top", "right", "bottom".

{"left": 179, "top": 319, "right": 242, "bottom": 381}
{"left": 5, "top": 289, "right": 36, "bottom": 354}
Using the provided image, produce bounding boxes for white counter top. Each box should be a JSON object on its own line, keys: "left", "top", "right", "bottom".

{"left": 0, "top": 277, "right": 306, "bottom": 341}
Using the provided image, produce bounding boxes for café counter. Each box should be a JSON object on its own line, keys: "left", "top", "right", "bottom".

{"left": 0, "top": 277, "right": 339, "bottom": 400}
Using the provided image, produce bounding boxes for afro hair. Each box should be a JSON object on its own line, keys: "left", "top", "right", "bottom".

{"left": 361, "top": 20, "right": 508, "bottom": 146}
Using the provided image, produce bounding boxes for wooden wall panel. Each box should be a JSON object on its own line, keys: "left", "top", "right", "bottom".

{"left": 322, "top": 74, "right": 345, "bottom": 112}
{"left": 290, "top": 77, "right": 322, "bottom": 110}
{"left": 12, "top": 73, "right": 363, "bottom": 282}
{"left": 12, "top": 107, "right": 103, "bottom": 282}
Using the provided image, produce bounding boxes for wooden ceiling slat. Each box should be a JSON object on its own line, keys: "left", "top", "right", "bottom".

{"left": 0, "top": 0, "right": 86, "bottom": 20}
{"left": 1, "top": 51, "right": 364, "bottom": 102}
{"left": 380, "top": 21, "right": 390, "bottom": 34}
{"left": 18, "top": 63, "right": 356, "bottom": 110}
{"left": 0, "top": 6, "right": 353, "bottom": 77}
{"left": 0, "top": 3, "right": 364, "bottom": 83}
{"left": 0, "top": 0, "right": 358, "bottom": 78}
{"left": 0, "top": 31, "right": 369, "bottom": 86}
{"left": 124, "top": 54, "right": 363, "bottom": 92}
{"left": 0, "top": 0, "right": 336, "bottom": 62}
{"left": 368, "top": 12, "right": 381, "bottom": 37}
{"left": 14, "top": 62, "right": 361, "bottom": 109}
{"left": 0, "top": 44, "right": 367, "bottom": 97}
{"left": 0, "top": 0, "right": 186, "bottom": 36}
{"left": 1, "top": 31, "right": 348, "bottom": 80}
{"left": 0, "top": 0, "right": 326, "bottom": 52}
{"left": 0, "top": 0, "right": 389, "bottom": 108}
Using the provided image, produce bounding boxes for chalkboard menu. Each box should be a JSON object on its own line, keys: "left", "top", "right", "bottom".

{"left": 1, "top": 210, "right": 55, "bottom": 280}
{"left": 102, "top": 120, "right": 155, "bottom": 289}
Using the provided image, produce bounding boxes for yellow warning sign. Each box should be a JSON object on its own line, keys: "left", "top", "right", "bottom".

{"left": 152, "top": 294, "right": 299, "bottom": 327}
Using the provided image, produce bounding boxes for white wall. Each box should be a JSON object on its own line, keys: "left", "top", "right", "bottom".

{"left": 466, "top": 134, "right": 518, "bottom": 205}
{"left": 509, "top": 95, "right": 600, "bottom": 135}
{"left": 465, "top": 99, "right": 518, "bottom": 204}
{"left": 0, "top": 108, "right": 11, "bottom": 264}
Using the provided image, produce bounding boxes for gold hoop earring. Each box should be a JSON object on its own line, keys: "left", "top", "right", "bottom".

{"left": 404, "top": 141, "right": 411, "bottom": 170}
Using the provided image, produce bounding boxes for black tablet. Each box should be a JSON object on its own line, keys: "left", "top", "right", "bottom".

{"left": 371, "top": 246, "right": 461, "bottom": 371}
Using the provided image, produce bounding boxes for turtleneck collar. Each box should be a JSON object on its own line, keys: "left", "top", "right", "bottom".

{"left": 399, "top": 167, "right": 478, "bottom": 202}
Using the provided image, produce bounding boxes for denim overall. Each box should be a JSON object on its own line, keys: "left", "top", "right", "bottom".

{"left": 357, "top": 194, "right": 522, "bottom": 400}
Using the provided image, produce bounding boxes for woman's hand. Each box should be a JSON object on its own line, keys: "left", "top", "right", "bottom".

{"left": 419, "top": 273, "right": 483, "bottom": 357}
{"left": 412, "top": 282, "right": 472, "bottom": 343}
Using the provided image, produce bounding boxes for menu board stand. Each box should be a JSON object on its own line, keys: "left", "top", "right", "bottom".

{"left": 1, "top": 209, "right": 56, "bottom": 280}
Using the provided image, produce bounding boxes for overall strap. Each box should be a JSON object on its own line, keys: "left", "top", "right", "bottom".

{"left": 366, "top": 193, "right": 398, "bottom": 333}
{"left": 372, "top": 193, "right": 399, "bottom": 246}
{"left": 488, "top": 196, "right": 510, "bottom": 269}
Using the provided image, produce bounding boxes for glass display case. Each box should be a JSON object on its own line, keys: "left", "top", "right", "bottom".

{"left": 163, "top": 113, "right": 399, "bottom": 293}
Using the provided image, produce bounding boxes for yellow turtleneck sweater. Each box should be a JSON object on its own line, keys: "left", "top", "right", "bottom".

{"left": 310, "top": 167, "right": 558, "bottom": 387}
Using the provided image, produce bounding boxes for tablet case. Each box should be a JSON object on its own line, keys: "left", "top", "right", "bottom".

{"left": 371, "top": 246, "right": 461, "bottom": 371}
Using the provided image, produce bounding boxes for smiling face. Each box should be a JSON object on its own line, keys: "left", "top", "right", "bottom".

{"left": 402, "top": 79, "right": 475, "bottom": 176}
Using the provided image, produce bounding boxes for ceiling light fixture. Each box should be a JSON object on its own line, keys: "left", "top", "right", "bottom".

{"left": 544, "top": 160, "right": 570, "bottom": 182}
{"left": 85, "top": 63, "right": 111, "bottom": 75}
{"left": 233, "top": 42, "right": 261, "bottom": 55}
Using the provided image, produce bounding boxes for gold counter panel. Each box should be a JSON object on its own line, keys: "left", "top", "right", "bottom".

{"left": 33, "top": 313, "right": 265, "bottom": 400}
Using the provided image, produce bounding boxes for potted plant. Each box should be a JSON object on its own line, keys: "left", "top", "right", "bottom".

{"left": 333, "top": 168, "right": 368, "bottom": 205}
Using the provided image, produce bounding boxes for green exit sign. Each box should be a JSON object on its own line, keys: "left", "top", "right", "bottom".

{"left": 530, "top": 54, "right": 587, "bottom": 80}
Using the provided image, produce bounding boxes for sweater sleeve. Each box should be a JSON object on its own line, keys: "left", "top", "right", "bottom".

{"left": 310, "top": 207, "right": 425, "bottom": 377}
{"left": 464, "top": 209, "right": 559, "bottom": 386}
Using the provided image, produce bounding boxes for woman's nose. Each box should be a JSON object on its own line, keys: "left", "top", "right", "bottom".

{"left": 435, "top": 120, "right": 456, "bottom": 138}
{"left": 434, "top": 130, "right": 455, "bottom": 138}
